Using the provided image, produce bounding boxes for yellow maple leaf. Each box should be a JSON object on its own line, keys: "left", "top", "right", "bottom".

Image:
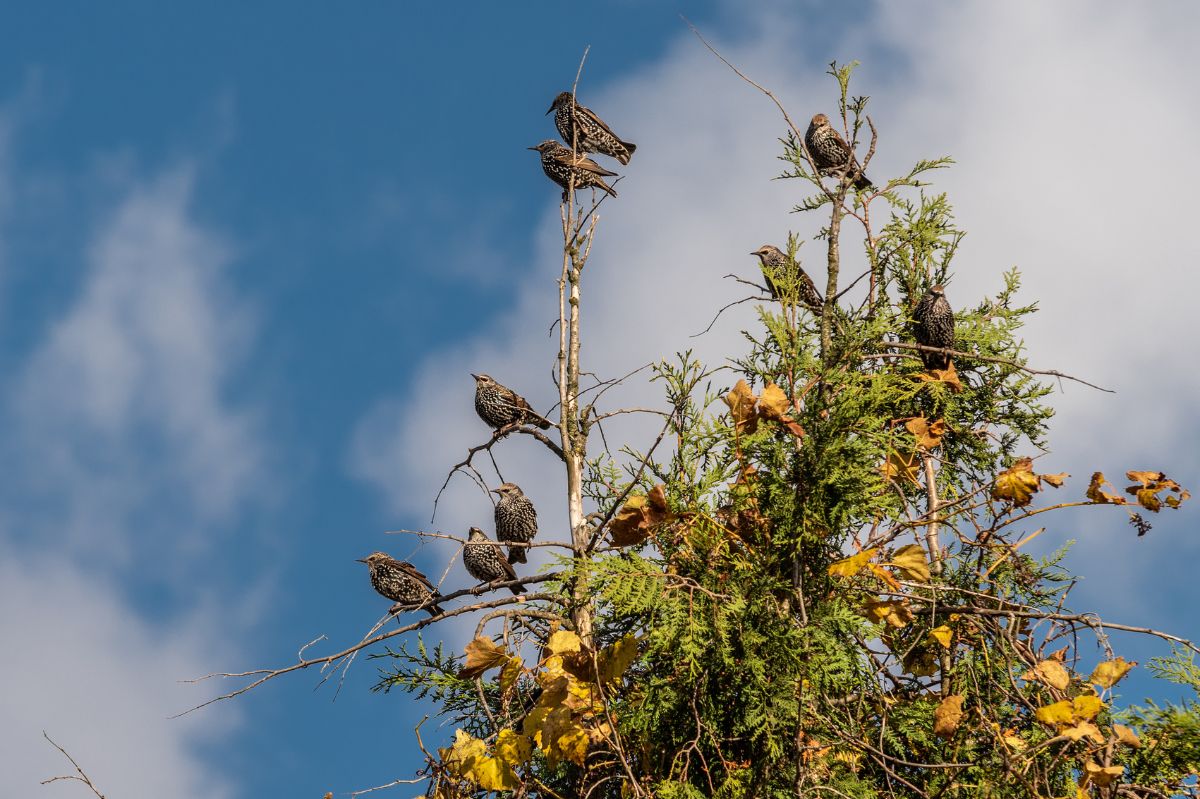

{"left": 495, "top": 729, "right": 532, "bottom": 767}
{"left": 546, "top": 630, "right": 582, "bottom": 657}
{"left": 1035, "top": 700, "right": 1075, "bottom": 725}
{"left": 457, "top": 637, "right": 510, "bottom": 679}
{"left": 992, "top": 457, "right": 1040, "bottom": 507}
{"left": 927, "top": 625, "right": 953, "bottom": 649}
{"left": 724, "top": 379, "right": 759, "bottom": 435}
{"left": 1022, "top": 659, "right": 1071, "bottom": 691}
{"left": 1072, "top": 694, "right": 1103, "bottom": 721}
{"left": 1090, "top": 658, "right": 1134, "bottom": 688}
{"left": 499, "top": 656, "right": 524, "bottom": 693}
{"left": 867, "top": 562, "right": 902, "bottom": 590}
{"left": 888, "top": 543, "right": 931, "bottom": 582}
{"left": 829, "top": 549, "right": 877, "bottom": 578}
{"left": 905, "top": 416, "right": 946, "bottom": 450}
{"left": 933, "top": 694, "right": 964, "bottom": 739}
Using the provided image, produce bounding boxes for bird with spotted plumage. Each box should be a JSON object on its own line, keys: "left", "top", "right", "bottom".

{"left": 472, "top": 373, "right": 551, "bottom": 431}
{"left": 804, "top": 113, "right": 872, "bottom": 191}
{"left": 492, "top": 482, "right": 538, "bottom": 564}
{"left": 750, "top": 244, "right": 823, "bottom": 310}
{"left": 547, "top": 91, "right": 637, "bottom": 165}
{"left": 912, "top": 284, "right": 956, "bottom": 370}
{"left": 357, "top": 552, "right": 443, "bottom": 616}
{"left": 528, "top": 140, "right": 617, "bottom": 203}
{"left": 462, "top": 527, "right": 523, "bottom": 595}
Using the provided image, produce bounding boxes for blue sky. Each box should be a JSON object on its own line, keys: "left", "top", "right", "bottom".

{"left": 2, "top": 2, "right": 1198, "bottom": 797}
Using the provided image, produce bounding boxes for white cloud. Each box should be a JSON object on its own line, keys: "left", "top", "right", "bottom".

{"left": 351, "top": 1, "right": 1200, "bottom": 630}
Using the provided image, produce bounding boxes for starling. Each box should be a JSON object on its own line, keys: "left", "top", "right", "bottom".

{"left": 357, "top": 552, "right": 443, "bottom": 616}
{"left": 492, "top": 482, "right": 538, "bottom": 564}
{"left": 528, "top": 140, "right": 618, "bottom": 203}
{"left": 912, "top": 284, "right": 956, "bottom": 370}
{"left": 547, "top": 91, "right": 637, "bottom": 165}
{"left": 805, "top": 113, "right": 872, "bottom": 191}
{"left": 750, "top": 245, "right": 823, "bottom": 310}
{"left": 463, "top": 527, "right": 523, "bottom": 595}
{"left": 472, "top": 373, "right": 552, "bottom": 430}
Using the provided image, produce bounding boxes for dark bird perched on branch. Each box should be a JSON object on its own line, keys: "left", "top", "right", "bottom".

{"left": 547, "top": 91, "right": 637, "bottom": 165}
{"left": 912, "top": 284, "right": 956, "bottom": 370}
{"left": 750, "top": 244, "right": 823, "bottom": 310}
{"left": 463, "top": 527, "right": 523, "bottom": 595}
{"left": 493, "top": 482, "right": 538, "bottom": 564}
{"left": 357, "top": 552, "right": 443, "bottom": 616}
{"left": 528, "top": 140, "right": 618, "bottom": 203}
{"left": 472, "top": 373, "right": 552, "bottom": 430}
{"left": 805, "top": 113, "right": 872, "bottom": 191}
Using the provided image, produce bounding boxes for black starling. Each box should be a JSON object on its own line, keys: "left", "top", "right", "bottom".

{"left": 912, "top": 284, "right": 956, "bottom": 370}
{"left": 805, "top": 113, "right": 872, "bottom": 191}
{"left": 528, "top": 140, "right": 617, "bottom": 203}
{"left": 492, "top": 482, "right": 538, "bottom": 564}
{"left": 472, "top": 373, "right": 552, "bottom": 430}
{"left": 547, "top": 91, "right": 637, "bottom": 165}
{"left": 357, "top": 552, "right": 443, "bottom": 616}
{"left": 463, "top": 527, "right": 523, "bottom": 595}
{"left": 750, "top": 245, "right": 823, "bottom": 310}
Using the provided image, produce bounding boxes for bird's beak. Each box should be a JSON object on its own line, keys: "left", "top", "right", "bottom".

{"left": 527, "top": 146, "right": 538, "bottom": 151}
{"left": 491, "top": 488, "right": 502, "bottom": 494}
{"left": 355, "top": 558, "right": 367, "bottom": 564}
{"left": 545, "top": 104, "right": 555, "bottom": 115}
{"left": 470, "top": 372, "right": 480, "bottom": 380}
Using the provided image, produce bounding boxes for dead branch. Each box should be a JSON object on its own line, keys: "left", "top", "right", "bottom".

{"left": 41, "top": 732, "right": 107, "bottom": 799}
{"left": 433, "top": 424, "right": 567, "bottom": 522}
{"left": 881, "top": 341, "right": 1114, "bottom": 393}
{"left": 690, "top": 294, "right": 762, "bottom": 338}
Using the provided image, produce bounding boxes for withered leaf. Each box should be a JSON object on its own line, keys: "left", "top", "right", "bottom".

{"left": 905, "top": 416, "right": 946, "bottom": 450}
{"left": 881, "top": 449, "right": 921, "bottom": 485}
{"left": 1040, "top": 471, "right": 1069, "bottom": 488}
{"left": 863, "top": 599, "right": 914, "bottom": 629}
{"left": 1112, "top": 723, "right": 1141, "bottom": 748}
{"left": 1089, "top": 657, "right": 1134, "bottom": 688}
{"left": 992, "top": 457, "right": 1040, "bottom": 507}
{"left": 867, "top": 562, "right": 902, "bottom": 591}
{"left": 1022, "top": 659, "right": 1071, "bottom": 691}
{"left": 918, "top": 362, "right": 963, "bottom": 392}
{"left": 458, "top": 637, "right": 510, "bottom": 679}
{"left": 829, "top": 548, "right": 877, "bottom": 578}
{"left": 724, "top": 379, "right": 759, "bottom": 435}
{"left": 933, "top": 694, "right": 964, "bottom": 739}
{"left": 1086, "top": 472, "right": 1127, "bottom": 505}
{"left": 888, "top": 543, "right": 931, "bottom": 582}
{"left": 757, "top": 382, "right": 791, "bottom": 420}
{"left": 1082, "top": 761, "right": 1124, "bottom": 788}
{"left": 607, "top": 485, "right": 671, "bottom": 547}
{"left": 1124, "top": 471, "right": 1191, "bottom": 513}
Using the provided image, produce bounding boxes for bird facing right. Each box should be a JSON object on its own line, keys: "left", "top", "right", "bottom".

{"left": 492, "top": 482, "right": 538, "bottom": 564}
{"left": 546, "top": 91, "right": 637, "bottom": 165}
{"left": 357, "top": 552, "right": 443, "bottom": 616}
{"left": 462, "top": 527, "right": 523, "bottom": 595}
{"left": 750, "top": 245, "right": 823, "bottom": 310}
{"left": 472, "top": 373, "right": 551, "bottom": 430}
{"left": 528, "top": 140, "right": 618, "bottom": 203}
{"left": 804, "top": 113, "right": 872, "bottom": 191}
{"left": 911, "top": 285, "right": 956, "bottom": 370}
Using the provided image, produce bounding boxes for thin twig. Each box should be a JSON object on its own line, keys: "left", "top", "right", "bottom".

{"left": 883, "top": 341, "right": 1114, "bottom": 393}
{"left": 41, "top": 732, "right": 107, "bottom": 799}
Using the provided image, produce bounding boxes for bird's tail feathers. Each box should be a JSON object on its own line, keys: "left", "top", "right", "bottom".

{"left": 508, "top": 546, "right": 528, "bottom": 564}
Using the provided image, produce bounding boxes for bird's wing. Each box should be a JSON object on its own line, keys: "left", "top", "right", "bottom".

{"left": 577, "top": 103, "right": 621, "bottom": 140}
{"left": 500, "top": 556, "right": 518, "bottom": 582}
{"left": 399, "top": 561, "right": 436, "bottom": 592}
{"left": 562, "top": 152, "right": 618, "bottom": 177}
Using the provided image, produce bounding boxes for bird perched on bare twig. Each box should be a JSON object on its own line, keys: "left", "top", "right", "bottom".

{"left": 805, "top": 113, "right": 872, "bottom": 191}
{"left": 472, "top": 373, "right": 551, "bottom": 430}
{"left": 357, "top": 552, "right": 443, "bottom": 616}
{"left": 912, "top": 285, "right": 955, "bottom": 370}
{"left": 547, "top": 91, "right": 637, "bottom": 165}
{"left": 493, "top": 482, "right": 538, "bottom": 564}
{"left": 528, "top": 140, "right": 617, "bottom": 203}
{"left": 750, "top": 245, "right": 823, "bottom": 310}
{"left": 463, "top": 527, "right": 523, "bottom": 595}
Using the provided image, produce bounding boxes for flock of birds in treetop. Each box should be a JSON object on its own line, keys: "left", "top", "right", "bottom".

{"left": 357, "top": 95, "right": 957, "bottom": 618}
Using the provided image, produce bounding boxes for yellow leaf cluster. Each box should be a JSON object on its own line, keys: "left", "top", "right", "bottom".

{"left": 862, "top": 599, "right": 914, "bottom": 629}
{"left": 1035, "top": 693, "right": 1106, "bottom": 742}
{"left": 440, "top": 729, "right": 521, "bottom": 791}
{"left": 1124, "top": 470, "right": 1191, "bottom": 512}
{"left": 991, "top": 457, "right": 1068, "bottom": 507}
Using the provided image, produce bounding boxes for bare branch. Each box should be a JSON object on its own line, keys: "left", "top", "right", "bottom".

{"left": 41, "top": 732, "right": 107, "bottom": 799}
{"left": 881, "top": 341, "right": 1114, "bottom": 392}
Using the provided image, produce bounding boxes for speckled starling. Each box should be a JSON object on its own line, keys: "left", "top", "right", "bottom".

{"left": 805, "top": 113, "right": 872, "bottom": 191}
{"left": 912, "top": 284, "right": 955, "bottom": 370}
{"left": 528, "top": 140, "right": 617, "bottom": 203}
{"left": 750, "top": 245, "right": 823, "bottom": 310}
{"left": 492, "top": 482, "right": 538, "bottom": 564}
{"left": 357, "top": 552, "right": 443, "bottom": 616}
{"left": 547, "top": 91, "right": 637, "bottom": 165}
{"left": 463, "top": 527, "right": 523, "bottom": 594}
{"left": 472, "top": 373, "right": 551, "bottom": 430}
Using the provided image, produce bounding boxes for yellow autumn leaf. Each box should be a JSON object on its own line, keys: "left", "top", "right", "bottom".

{"left": 499, "top": 656, "right": 524, "bottom": 693}
{"left": 1035, "top": 700, "right": 1075, "bottom": 725}
{"left": 881, "top": 449, "right": 921, "bottom": 484}
{"left": 724, "top": 379, "right": 759, "bottom": 435}
{"left": 597, "top": 634, "right": 640, "bottom": 684}
{"left": 458, "top": 637, "right": 510, "bottom": 679}
{"left": 905, "top": 416, "right": 946, "bottom": 450}
{"left": 1023, "top": 659, "right": 1071, "bottom": 691}
{"left": 557, "top": 726, "right": 590, "bottom": 766}
{"left": 928, "top": 625, "right": 953, "bottom": 648}
{"left": 992, "top": 457, "right": 1040, "bottom": 507}
{"left": 933, "top": 694, "right": 964, "bottom": 739}
{"left": 1073, "top": 694, "right": 1103, "bottom": 721}
{"left": 1040, "top": 471, "right": 1069, "bottom": 488}
{"left": 757, "top": 382, "right": 791, "bottom": 420}
{"left": 546, "top": 630, "right": 582, "bottom": 656}
{"left": 863, "top": 599, "right": 913, "bottom": 628}
{"left": 829, "top": 548, "right": 877, "bottom": 577}
{"left": 1061, "top": 721, "right": 1104, "bottom": 743}
{"left": 1090, "top": 658, "right": 1134, "bottom": 688}
{"left": 918, "top": 362, "right": 963, "bottom": 392}
{"left": 495, "top": 729, "right": 532, "bottom": 767}
{"left": 1083, "top": 761, "right": 1124, "bottom": 787}
{"left": 1086, "top": 472, "right": 1127, "bottom": 505}
{"left": 1113, "top": 724, "right": 1141, "bottom": 748}
{"left": 1001, "top": 732, "right": 1027, "bottom": 751}
{"left": 867, "top": 562, "right": 902, "bottom": 591}
{"left": 888, "top": 543, "right": 931, "bottom": 582}
{"left": 443, "top": 729, "right": 518, "bottom": 790}
{"left": 1124, "top": 471, "right": 1191, "bottom": 513}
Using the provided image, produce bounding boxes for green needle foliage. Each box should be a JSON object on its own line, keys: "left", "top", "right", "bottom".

{"left": 378, "top": 63, "right": 1198, "bottom": 799}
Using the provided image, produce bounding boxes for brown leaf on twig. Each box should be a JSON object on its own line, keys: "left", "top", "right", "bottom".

{"left": 608, "top": 484, "right": 671, "bottom": 547}
{"left": 1124, "top": 470, "right": 1191, "bottom": 512}
{"left": 724, "top": 379, "right": 759, "bottom": 434}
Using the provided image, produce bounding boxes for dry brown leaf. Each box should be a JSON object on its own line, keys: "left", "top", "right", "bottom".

{"left": 863, "top": 599, "right": 914, "bottom": 628}
{"left": 933, "top": 694, "right": 964, "bottom": 739}
{"left": 905, "top": 416, "right": 946, "bottom": 450}
{"left": 1086, "top": 472, "right": 1127, "bottom": 505}
{"left": 918, "top": 362, "right": 964, "bottom": 392}
{"left": 608, "top": 485, "right": 671, "bottom": 547}
{"left": 1040, "top": 471, "right": 1069, "bottom": 488}
{"left": 1061, "top": 721, "right": 1105, "bottom": 743}
{"left": 758, "top": 382, "right": 806, "bottom": 438}
{"left": 1089, "top": 658, "right": 1135, "bottom": 688}
{"left": 1083, "top": 761, "right": 1124, "bottom": 788}
{"left": 1113, "top": 724, "right": 1141, "bottom": 748}
{"left": 1124, "top": 471, "right": 1191, "bottom": 513}
{"left": 992, "top": 457, "right": 1040, "bottom": 507}
{"left": 888, "top": 543, "right": 931, "bottom": 582}
{"left": 458, "top": 637, "right": 510, "bottom": 679}
{"left": 881, "top": 449, "right": 921, "bottom": 485}
{"left": 724, "top": 379, "right": 759, "bottom": 435}
{"left": 1023, "top": 659, "right": 1071, "bottom": 691}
